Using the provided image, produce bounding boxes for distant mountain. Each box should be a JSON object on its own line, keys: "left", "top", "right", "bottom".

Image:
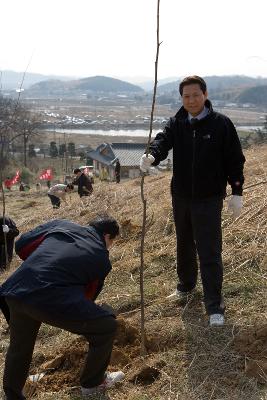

{"left": 157, "top": 75, "right": 267, "bottom": 95}
{"left": 155, "top": 75, "right": 267, "bottom": 105}
{"left": 125, "top": 76, "right": 180, "bottom": 91}
{"left": 26, "top": 75, "right": 144, "bottom": 97}
{"left": 0, "top": 70, "right": 74, "bottom": 90}
{"left": 236, "top": 85, "right": 267, "bottom": 105}
{"left": 74, "top": 76, "right": 144, "bottom": 93}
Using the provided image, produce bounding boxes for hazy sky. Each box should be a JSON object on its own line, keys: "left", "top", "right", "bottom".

{"left": 1, "top": 0, "right": 267, "bottom": 81}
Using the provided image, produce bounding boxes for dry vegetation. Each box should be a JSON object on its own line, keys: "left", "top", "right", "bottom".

{"left": 0, "top": 144, "right": 267, "bottom": 400}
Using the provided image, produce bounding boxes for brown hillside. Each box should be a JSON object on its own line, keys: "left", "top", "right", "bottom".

{"left": 0, "top": 144, "right": 266, "bottom": 400}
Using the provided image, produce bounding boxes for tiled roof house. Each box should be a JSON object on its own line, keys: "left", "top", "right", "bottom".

{"left": 87, "top": 142, "right": 172, "bottom": 181}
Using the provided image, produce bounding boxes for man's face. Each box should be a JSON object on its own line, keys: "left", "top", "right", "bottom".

{"left": 181, "top": 84, "right": 208, "bottom": 117}
{"left": 104, "top": 234, "right": 114, "bottom": 250}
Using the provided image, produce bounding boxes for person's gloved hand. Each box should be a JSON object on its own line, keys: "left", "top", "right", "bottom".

{"left": 140, "top": 154, "right": 155, "bottom": 173}
{"left": 2, "top": 225, "right": 9, "bottom": 233}
{"left": 227, "top": 195, "right": 243, "bottom": 218}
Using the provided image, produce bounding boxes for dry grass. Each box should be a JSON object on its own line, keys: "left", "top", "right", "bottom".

{"left": 0, "top": 144, "right": 267, "bottom": 400}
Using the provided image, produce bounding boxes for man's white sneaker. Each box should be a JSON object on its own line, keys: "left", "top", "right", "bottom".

{"left": 209, "top": 314, "right": 224, "bottom": 326}
{"left": 81, "top": 371, "right": 125, "bottom": 396}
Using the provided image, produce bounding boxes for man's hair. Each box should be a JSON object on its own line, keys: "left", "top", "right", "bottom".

{"left": 179, "top": 75, "right": 207, "bottom": 96}
{"left": 73, "top": 168, "right": 81, "bottom": 174}
{"left": 66, "top": 183, "right": 74, "bottom": 190}
{"left": 88, "top": 214, "right": 120, "bottom": 239}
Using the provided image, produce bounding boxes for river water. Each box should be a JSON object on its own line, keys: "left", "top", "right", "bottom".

{"left": 51, "top": 126, "right": 262, "bottom": 137}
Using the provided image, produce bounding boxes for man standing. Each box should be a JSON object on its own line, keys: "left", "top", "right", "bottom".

{"left": 73, "top": 168, "right": 93, "bottom": 198}
{"left": 0, "top": 215, "right": 124, "bottom": 399}
{"left": 140, "top": 75, "right": 245, "bottom": 326}
{"left": 114, "top": 160, "right": 121, "bottom": 184}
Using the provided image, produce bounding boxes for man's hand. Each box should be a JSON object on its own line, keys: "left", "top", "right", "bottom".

{"left": 140, "top": 154, "right": 155, "bottom": 173}
{"left": 2, "top": 225, "right": 9, "bottom": 233}
{"left": 227, "top": 195, "right": 243, "bottom": 218}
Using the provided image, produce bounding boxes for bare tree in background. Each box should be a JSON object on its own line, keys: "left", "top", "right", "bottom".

{"left": 0, "top": 96, "right": 16, "bottom": 170}
{"left": 0, "top": 96, "right": 41, "bottom": 168}
{"left": 13, "top": 106, "right": 41, "bottom": 167}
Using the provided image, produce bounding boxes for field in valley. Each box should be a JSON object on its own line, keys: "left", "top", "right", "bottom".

{"left": 0, "top": 143, "right": 266, "bottom": 400}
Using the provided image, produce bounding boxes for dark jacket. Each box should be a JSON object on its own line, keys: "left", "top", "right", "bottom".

{"left": 149, "top": 100, "right": 245, "bottom": 199}
{"left": 0, "top": 219, "right": 113, "bottom": 320}
{"left": 73, "top": 173, "right": 93, "bottom": 196}
{"left": 0, "top": 216, "right": 19, "bottom": 271}
{"left": 0, "top": 217, "right": 19, "bottom": 243}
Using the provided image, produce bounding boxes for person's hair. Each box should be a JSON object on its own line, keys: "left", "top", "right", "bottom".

{"left": 88, "top": 214, "right": 120, "bottom": 239}
{"left": 73, "top": 168, "right": 81, "bottom": 174}
{"left": 179, "top": 75, "right": 207, "bottom": 96}
{"left": 66, "top": 183, "right": 74, "bottom": 190}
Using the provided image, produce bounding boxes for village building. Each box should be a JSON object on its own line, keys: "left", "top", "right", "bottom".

{"left": 87, "top": 142, "right": 172, "bottom": 181}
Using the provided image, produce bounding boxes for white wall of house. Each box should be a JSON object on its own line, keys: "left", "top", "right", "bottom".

{"left": 128, "top": 168, "right": 140, "bottom": 179}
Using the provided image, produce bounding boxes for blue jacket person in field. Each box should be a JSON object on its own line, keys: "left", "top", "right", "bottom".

{"left": 0, "top": 215, "right": 125, "bottom": 399}
{"left": 140, "top": 75, "right": 245, "bottom": 327}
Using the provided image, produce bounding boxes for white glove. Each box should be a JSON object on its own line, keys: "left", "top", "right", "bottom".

{"left": 227, "top": 195, "right": 243, "bottom": 218}
{"left": 140, "top": 154, "right": 155, "bottom": 173}
{"left": 2, "top": 224, "right": 10, "bottom": 233}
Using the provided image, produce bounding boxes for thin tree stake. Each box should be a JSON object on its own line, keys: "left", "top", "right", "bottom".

{"left": 0, "top": 171, "right": 9, "bottom": 270}
{"left": 140, "top": 0, "right": 161, "bottom": 356}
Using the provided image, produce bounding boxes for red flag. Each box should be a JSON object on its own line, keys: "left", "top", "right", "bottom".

{"left": 10, "top": 170, "right": 20, "bottom": 185}
{"left": 39, "top": 169, "right": 53, "bottom": 180}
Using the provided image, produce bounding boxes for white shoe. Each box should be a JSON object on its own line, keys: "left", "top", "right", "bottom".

{"left": 81, "top": 371, "right": 125, "bottom": 396}
{"left": 209, "top": 314, "right": 224, "bottom": 326}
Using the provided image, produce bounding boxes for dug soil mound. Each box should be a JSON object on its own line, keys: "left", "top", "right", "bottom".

{"left": 30, "top": 318, "right": 159, "bottom": 394}
{"left": 234, "top": 324, "right": 267, "bottom": 383}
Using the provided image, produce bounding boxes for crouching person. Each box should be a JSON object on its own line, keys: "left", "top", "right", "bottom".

{"left": 47, "top": 183, "right": 74, "bottom": 209}
{"left": 0, "top": 214, "right": 124, "bottom": 399}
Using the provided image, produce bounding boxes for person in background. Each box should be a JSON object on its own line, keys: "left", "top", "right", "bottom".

{"left": 47, "top": 183, "right": 74, "bottom": 209}
{"left": 140, "top": 75, "right": 245, "bottom": 327}
{"left": 4, "top": 178, "right": 12, "bottom": 191}
{"left": 0, "top": 214, "right": 124, "bottom": 399}
{"left": 19, "top": 183, "right": 25, "bottom": 192}
{"left": 114, "top": 160, "right": 121, "bottom": 184}
{"left": 0, "top": 216, "right": 19, "bottom": 271}
{"left": 46, "top": 180, "right": 51, "bottom": 189}
{"left": 73, "top": 168, "right": 93, "bottom": 198}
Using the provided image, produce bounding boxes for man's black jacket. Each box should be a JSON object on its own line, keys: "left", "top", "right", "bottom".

{"left": 149, "top": 100, "right": 245, "bottom": 199}
{"left": 73, "top": 173, "right": 93, "bottom": 196}
{"left": 0, "top": 217, "right": 19, "bottom": 242}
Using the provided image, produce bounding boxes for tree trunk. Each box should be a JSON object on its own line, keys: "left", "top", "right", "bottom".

{"left": 23, "top": 132, "right": 27, "bottom": 167}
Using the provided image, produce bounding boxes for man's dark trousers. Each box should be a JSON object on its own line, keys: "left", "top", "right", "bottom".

{"left": 3, "top": 298, "right": 117, "bottom": 400}
{"left": 0, "top": 239, "right": 15, "bottom": 270}
{"left": 172, "top": 196, "right": 225, "bottom": 315}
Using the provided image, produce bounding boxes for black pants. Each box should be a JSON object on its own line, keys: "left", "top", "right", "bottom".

{"left": 0, "top": 240, "right": 14, "bottom": 270}
{"left": 79, "top": 190, "right": 93, "bottom": 198}
{"left": 0, "top": 296, "right": 10, "bottom": 323}
{"left": 172, "top": 196, "right": 225, "bottom": 315}
{"left": 47, "top": 194, "right": 61, "bottom": 208}
{"left": 3, "top": 298, "right": 117, "bottom": 400}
